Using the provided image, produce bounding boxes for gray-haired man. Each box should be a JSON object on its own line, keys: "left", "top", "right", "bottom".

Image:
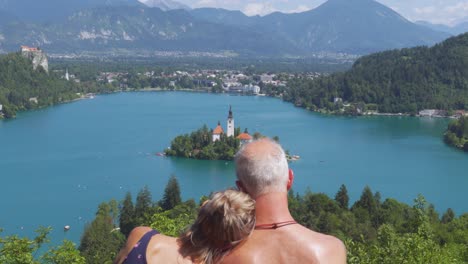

{"left": 222, "top": 138, "right": 346, "bottom": 264}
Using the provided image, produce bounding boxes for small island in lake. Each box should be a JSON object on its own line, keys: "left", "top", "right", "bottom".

{"left": 164, "top": 106, "right": 297, "bottom": 161}
{"left": 444, "top": 116, "right": 468, "bottom": 152}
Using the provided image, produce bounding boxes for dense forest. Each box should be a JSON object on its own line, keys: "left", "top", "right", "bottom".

{"left": 2, "top": 177, "right": 466, "bottom": 263}
{"left": 445, "top": 116, "right": 468, "bottom": 152}
{"left": 278, "top": 33, "right": 468, "bottom": 114}
{"left": 0, "top": 53, "right": 116, "bottom": 119}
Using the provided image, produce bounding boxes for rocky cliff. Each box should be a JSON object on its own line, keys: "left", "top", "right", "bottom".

{"left": 20, "top": 46, "right": 48, "bottom": 73}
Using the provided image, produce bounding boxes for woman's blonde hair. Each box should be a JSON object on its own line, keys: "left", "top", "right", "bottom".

{"left": 178, "top": 189, "right": 256, "bottom": 264}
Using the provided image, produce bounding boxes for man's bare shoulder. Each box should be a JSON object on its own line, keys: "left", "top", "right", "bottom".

{"left": 288, "top": 225, "right": 346, "bottom": 263}
{"left": 221, "top": 225, "right": 346, "bottom": 264}
{"left": 308, "top": 231, "right": 347, "bottom": 264}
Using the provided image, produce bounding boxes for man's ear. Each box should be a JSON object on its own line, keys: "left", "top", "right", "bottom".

{"left": 236, "top": 180, "right": 246, "bottom": 192}
{"left": 287, "top": 169, "right": 294, "bottom": 190}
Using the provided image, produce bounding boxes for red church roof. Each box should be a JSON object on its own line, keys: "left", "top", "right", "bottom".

{"left": 213, "top": 125, "right": 224, "bottom": 135}
{"left": 237, "top": 133, "right": 252, "bottom": 140}
{"left": 21, "top": 45, "right": 39, "bottom": 52}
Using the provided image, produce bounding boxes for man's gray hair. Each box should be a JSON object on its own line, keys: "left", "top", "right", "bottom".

{"left": 234, "top": 138, "right": 289, "bottom": 197}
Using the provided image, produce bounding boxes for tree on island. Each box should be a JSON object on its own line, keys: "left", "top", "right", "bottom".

{"left": 165, "top": 125, "right": 240, "bottom": 161}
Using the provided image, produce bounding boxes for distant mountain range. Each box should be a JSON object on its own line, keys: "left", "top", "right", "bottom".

{"left": 0, "top": 0, "right": 452, "bottom": 57}
{"left": 416, "top": 21, "right": 468, "bottom": 36}
{"left": 0, "top": 0, "right": 143, "bottom": 22}
{"left": 139, "top": 0, "right": 190, "bottom": 11}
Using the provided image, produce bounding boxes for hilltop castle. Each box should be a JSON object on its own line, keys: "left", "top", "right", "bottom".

{"left": 20, "top": 46, "right": 48, "bottom": 73}
{"left": 212, "top": 106, "right": 252, "bottom": 144}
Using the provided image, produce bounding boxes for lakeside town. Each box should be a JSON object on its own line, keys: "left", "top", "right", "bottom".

{"left": 1, "top": 45, "right": 467, "bottom": 120}
{"left": 61, "top": 66, "right": 468, "bottom": 119}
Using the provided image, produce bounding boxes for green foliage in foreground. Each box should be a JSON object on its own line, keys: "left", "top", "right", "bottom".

{"left": 160, "top": 175, "right": 182, "bottom": 211}
{"left": 2, "top": 177, "right": 466, "bottom": 263}
{"left": 165, "top": 125, "right": 241, "bottom": 160}
{"left": 279, "top": 33, "right": 468, "bottom": 114}
{"left": 445, "top": 116, "right": 468, "bottom": 152}
{"left": 112, "top": 178, "right": 468, "bottom": 264}
{"left": 79, "top": 200, "right": 125, "bottom": 264}
{"left": 0, "top": 227, "right": 84, "bottom": 264}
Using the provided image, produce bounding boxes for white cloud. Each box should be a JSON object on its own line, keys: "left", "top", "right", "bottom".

{"left": 195, "top": 0, "right": 216, "bottom": 6}
{"left": 243, "top": 3, "right": 277, "bottom": 16}
{"left": 444, "top": 2, "right": 468, "bottom": 13}
{"left": 414, "top": 6, "right": 436, "bottom": 15}
{"left": 287, "top": 5, "right": 311, "bottom": 14}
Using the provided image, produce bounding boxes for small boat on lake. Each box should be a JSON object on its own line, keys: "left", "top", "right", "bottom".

{"left": 287, "top": 154, "right": 300, "bottom": 161}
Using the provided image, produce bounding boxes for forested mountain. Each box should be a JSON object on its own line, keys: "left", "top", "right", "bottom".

{"left": 0, "top": 52, "right": 113, "bottom": 118}
{"left": 281, "top": 33, "right": 468, "bottom": 113}
{"left": 0, "top": 0, "right": 449, "bottom": 57}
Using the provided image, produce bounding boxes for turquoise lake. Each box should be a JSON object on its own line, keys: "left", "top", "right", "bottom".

{"left": 1, "top": 92, "right": 467, "bottom": 244}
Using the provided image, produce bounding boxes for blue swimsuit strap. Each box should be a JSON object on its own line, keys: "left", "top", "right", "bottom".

{"left": 123, "top": 230, "right": 160, "bottom": 264}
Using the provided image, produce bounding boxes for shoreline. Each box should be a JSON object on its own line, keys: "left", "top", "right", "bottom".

{"left": 2, "top": 88, "right": 464, "bottom": 121}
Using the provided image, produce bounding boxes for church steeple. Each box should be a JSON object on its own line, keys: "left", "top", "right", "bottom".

{"left": 228, "top": 105, "right": 233, "bottom": 119}
{"left": 227, "top": 105, "right": 234, "bottom": 137}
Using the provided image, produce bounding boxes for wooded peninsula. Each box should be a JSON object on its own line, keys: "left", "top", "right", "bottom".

{"left": 445, "top": 116, "right": 468, "bottom": 152}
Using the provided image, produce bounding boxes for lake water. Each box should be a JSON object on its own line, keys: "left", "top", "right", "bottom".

{"left": 1, "top": 92, "right": 467, "bottom": 245}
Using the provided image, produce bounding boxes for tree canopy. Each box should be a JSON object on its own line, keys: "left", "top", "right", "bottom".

{"left": 0, "top": 52, "right": 116, "bottom": 119}
{"left": 278, "top": 33, "right": 468, "bottom": 114}
{"left": 445, "top": 116, "right": 468, "bottom": 152}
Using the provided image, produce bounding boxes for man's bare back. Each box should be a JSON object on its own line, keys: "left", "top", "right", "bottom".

{"left": 230, "top": 139, "right": 347, "bottom": 264}
{"left": 222, "top": 219, "right": 346, "bottom": 264}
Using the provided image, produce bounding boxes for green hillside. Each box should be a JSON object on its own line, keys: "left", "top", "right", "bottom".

{"left": 0, "top": 52, "right": 111, "bottom": 118}
{"left": 283, "top": 33, "right": 468, "bottom": 114}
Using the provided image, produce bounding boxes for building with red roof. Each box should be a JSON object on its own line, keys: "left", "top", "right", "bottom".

{"left": 21, "top": 45, "right": 39, "bottom": 52}
{"left": 237, "top": 128, "right": 253, "bottom": 145}
{"left": 212, "top": 121, "right": 224, "bottom": 141}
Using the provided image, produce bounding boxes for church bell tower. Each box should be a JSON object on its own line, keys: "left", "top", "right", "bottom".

{"left": 227, "top": 105, "right": 234, "bottom": 137}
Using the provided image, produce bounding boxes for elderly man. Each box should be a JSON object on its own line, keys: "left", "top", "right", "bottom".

{"left": 222, "top": 138, "right": 347, "bottom": 264}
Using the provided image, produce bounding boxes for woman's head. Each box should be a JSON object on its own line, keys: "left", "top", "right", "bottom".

{"left": 178, "top": 189, "right": 256, "bottom": 264}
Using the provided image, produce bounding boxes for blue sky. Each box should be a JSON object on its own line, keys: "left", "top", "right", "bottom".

{"left": 170, "top": 0, "right": 468, "bottom": 25}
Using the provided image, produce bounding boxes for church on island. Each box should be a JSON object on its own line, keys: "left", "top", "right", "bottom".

{"left": 212, "top": 106, "right": 253, "bottom": 145}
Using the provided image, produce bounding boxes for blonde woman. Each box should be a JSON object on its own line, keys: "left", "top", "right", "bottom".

{"left": 114, "top": 190, "right": 256, "bottom": 264}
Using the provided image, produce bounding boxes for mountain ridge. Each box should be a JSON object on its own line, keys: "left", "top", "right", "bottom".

{"left": 0, "top": 0, "right": 451, "bottom": 57}
{"left": 416, "top": 20, "right": 468, "bottom": 35}
{"left": 139, "top": 0, "right": 190, "bottom": 10}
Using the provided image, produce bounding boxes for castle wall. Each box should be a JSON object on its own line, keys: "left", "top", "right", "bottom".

{"left": 21, "top": 48, "right": 49, "bottom": 73}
